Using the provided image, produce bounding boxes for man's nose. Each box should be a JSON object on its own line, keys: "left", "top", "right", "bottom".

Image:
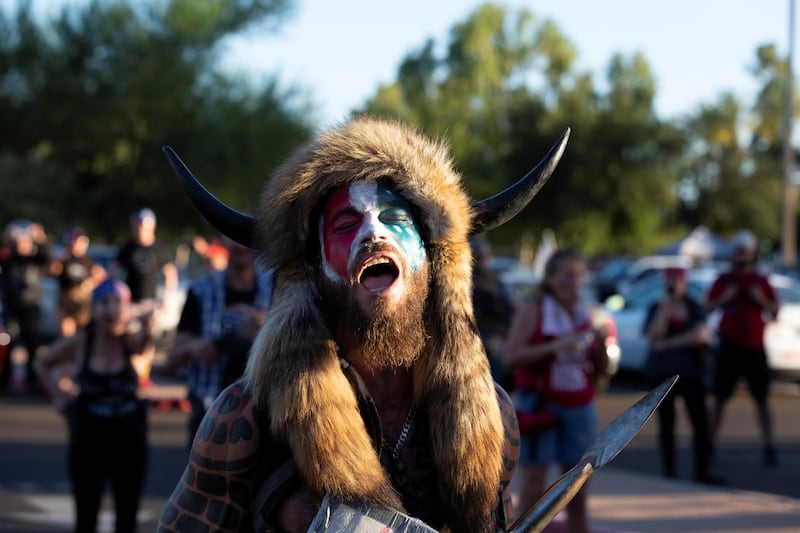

{"left": 359, "top": 216, "right": 390, "bottom": 244}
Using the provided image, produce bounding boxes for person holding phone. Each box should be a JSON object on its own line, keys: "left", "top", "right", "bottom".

{"left": 643, "top": 268, "right": 723, "bottom": 484}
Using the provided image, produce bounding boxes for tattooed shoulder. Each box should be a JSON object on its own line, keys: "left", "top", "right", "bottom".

{"left": 495, "top": 383, "right": 520, "bottom": 465}
{"left": 158, "top": 383, "right": 263, "bottom": 533}
{"left": 193, "top": 383, "right": 262, "bottom": 460}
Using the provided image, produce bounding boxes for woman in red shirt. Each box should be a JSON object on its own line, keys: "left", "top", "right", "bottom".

{"left": 505, "top": 249, "right": 605, "bottom": 533}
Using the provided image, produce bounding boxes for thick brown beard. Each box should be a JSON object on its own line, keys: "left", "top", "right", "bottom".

{"left": 319, "top": 262, "right": 430, "bottom": 371}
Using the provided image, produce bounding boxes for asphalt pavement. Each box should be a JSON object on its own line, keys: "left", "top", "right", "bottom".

{"left": 1, "top": 372, "right": 798, "bottom": 533}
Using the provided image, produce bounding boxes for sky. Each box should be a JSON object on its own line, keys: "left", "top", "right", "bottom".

{"left": 219, "top": 0, "right": 798, "bottom": 127}
{"left": 4, "top": 0, "right": 797, "bottom": 128}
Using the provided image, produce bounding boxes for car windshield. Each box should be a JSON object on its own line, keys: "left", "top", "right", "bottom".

{"left": 617, "top": 278, "right": 708, "bottom": 310}
{"left": 616, "top": 270, "right": 800, "bottom": 311}
{"left": 596, "top": 258, "right": 631, "bottom": 280}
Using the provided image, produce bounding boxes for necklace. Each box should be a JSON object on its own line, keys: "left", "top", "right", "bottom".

{"left": 385, "top": 406, "right": 417, "bottom": 461}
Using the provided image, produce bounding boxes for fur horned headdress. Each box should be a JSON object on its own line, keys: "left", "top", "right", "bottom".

{"left": 163, "top": 117, "right": 569, "bottom": 531}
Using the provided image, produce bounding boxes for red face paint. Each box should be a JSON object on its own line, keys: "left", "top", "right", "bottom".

{"left": 321, "top": 185, "right": 359, "bottom": 281}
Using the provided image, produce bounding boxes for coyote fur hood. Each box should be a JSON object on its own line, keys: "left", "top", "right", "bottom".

{"left": 244, "top": 117, "right": 504, "bottom": 530}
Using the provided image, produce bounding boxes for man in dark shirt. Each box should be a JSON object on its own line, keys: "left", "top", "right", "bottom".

{"left": 115, "top": 208, "right": 177, "bottom": 304}
{"left": 165, "top": 236, "right": 272, "bottom": 446}
{"left": 115, "top": 208, "right": 178, "bottom": 385}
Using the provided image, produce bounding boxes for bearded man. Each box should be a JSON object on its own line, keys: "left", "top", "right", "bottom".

{"left": 157, "top": 117, "right": 568, "bottom": 533}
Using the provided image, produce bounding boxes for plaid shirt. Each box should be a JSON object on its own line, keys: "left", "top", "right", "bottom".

{"left": 182, "top": 269, "right": 272, "bottom": 403}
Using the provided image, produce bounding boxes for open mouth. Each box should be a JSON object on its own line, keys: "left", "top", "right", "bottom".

{"left": 358, "top": 255, "right": 400, "bottom": 292}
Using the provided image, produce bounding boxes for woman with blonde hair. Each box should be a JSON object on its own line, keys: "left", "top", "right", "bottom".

{"left": 505, "top": 248, "right": 606, "bottom": 533}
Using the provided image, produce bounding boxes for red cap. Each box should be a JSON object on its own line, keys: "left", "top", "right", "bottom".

{"left": 664, "top": 267, "right": 687, "bottom": 280}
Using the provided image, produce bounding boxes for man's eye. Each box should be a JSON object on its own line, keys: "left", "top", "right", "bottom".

{"left": 380, "top": 208, "right": 412, "bottom": 224}
{"left": 332, "top": 219, "right": 360, "bottom": 232}
{"left": 329, "top": 212, "right": 362, "bottom": 232}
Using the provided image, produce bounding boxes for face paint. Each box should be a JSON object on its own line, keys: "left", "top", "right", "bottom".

{"left": 320, "top": 181, "right": 426, "bottom": 282}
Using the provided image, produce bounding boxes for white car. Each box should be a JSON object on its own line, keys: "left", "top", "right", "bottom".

{"left": 606, "top": 268, "right": 800, "bottom": 380}
{"left": 614, "top": 255, "right": 697, "bottom": 299}
{"left": 613, "top": 255, "right": 732, "bottom": 299}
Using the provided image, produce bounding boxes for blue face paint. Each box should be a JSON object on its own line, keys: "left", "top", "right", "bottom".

{"left": 374, "top": 184, "right": 426, "bottom": 273}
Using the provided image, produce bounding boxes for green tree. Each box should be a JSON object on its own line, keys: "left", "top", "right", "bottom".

{"left": 0, "top": 0, "right": 312, "bottom": 243}
{"left": 748, "top": 43, "right": 793, "bottom": 248}
{"left": 359, "top": 3, "right": 682, "bottom": 255}
{"left": 360, "top": 4, "right": 567, "bottom": 201}
{"left": 678, "top": 44, "right": 786, "bottom": 247}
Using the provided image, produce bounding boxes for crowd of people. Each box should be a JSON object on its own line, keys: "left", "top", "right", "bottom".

{"left": 0, "top": 118, "right": 784, "bottom": 533}
{"left": 0, "top": 208, "right": 181, "bottom": 390}
{"left": 0, "top": 208, "right": 251, "bottom": 533}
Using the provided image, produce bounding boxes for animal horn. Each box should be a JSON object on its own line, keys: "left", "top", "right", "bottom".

{"left": 470, "top": 128, "right": 570, "bottom": 235}
{"left": 162, "top": 146, "right": 255, "bottom": 248}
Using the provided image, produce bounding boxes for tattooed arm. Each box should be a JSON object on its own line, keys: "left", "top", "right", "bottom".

{"left": 158, "top": 383, "right": 262, "bottom": 533}
{"left": 496, "top": 383, "right": 520, "bottom": 528}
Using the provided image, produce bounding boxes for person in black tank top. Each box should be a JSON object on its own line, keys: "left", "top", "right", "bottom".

{"left": 34, "top": 279, "right": 153, "bottom": 533}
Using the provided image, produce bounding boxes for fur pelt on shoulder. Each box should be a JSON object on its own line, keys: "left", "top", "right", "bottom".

{"left": 244, "top": 117, "right": 504, "bottom": 531}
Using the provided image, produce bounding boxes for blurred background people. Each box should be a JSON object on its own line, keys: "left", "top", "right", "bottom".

{"left": 115, "top": 208, "right": 178, "bottom": 307}
{"left": 52, "top": 227, "right": 107, "bottom": 338}
{"left": 33, "top": 279, "right": 151, "bottom": 533}
{"left": 114, "top": 208, "right": 178, "bottom": 387}
{"left": 165, "top": 236, "right": 271, "bottom": 447}
{"left": 504, "top": 248, "right": 607, "bottom": 533}
{"left": 705, "top": 229, "right": 779, "bottom": 467}
{"left": 471, "top": 236, "right": 514, "bottom": 386}
{"left": 643, "top": 267, "right": 722, "bottom": 484}
{"left": 0, "top": 219, "right": 51, "bottom": 391}
{"left": 43, "top": 227, "right": 108, "bottom": 398}
{"left": 191, "top": 235, "right": 229, "bottom": 273}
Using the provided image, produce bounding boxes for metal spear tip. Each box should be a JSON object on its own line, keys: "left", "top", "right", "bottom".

{"left": 584, "top": 374, "right": 678, "bottom": 468}
{"left": 507, "top": 375, "right": 678, "bottom": 533}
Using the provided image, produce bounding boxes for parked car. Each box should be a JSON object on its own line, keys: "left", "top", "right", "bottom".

{"left": 606, "top": 267, "right": 800, "bottom": 380}
{"left": 592, "top": 256, "right": 634, "bottom": 302}
{"left": 614, "top": 255, "right": 699, "bottom": 299}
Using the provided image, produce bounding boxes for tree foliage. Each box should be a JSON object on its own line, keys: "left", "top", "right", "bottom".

{"left": 0, "top": 1, "right": 796, "bottom": 259}
{"left": 677, "top": 44, "right": 788, "bottom": 249}
{"left": 0, "top": 0, "right": 312, "bottom": 243}
{"left": 359, "top": 4, "right": 687, "bottom": 255}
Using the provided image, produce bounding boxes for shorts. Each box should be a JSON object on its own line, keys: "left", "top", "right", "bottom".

{"left": 714, "top": 339, "right": 771, "bottom": 403}
{"left": 516, "top": 390, "right": 597, "bottom": 466}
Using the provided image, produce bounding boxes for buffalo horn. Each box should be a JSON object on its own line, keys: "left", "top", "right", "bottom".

{"left": 162, "top": 146, "right": 255, "bottom": 248}
{"left": 470, "top": 128, "right": 570, "bottom": 235}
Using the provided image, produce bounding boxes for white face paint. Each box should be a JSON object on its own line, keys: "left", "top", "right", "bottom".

{"left": 319, "top": 181, "right": 426, "bottom": 284}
